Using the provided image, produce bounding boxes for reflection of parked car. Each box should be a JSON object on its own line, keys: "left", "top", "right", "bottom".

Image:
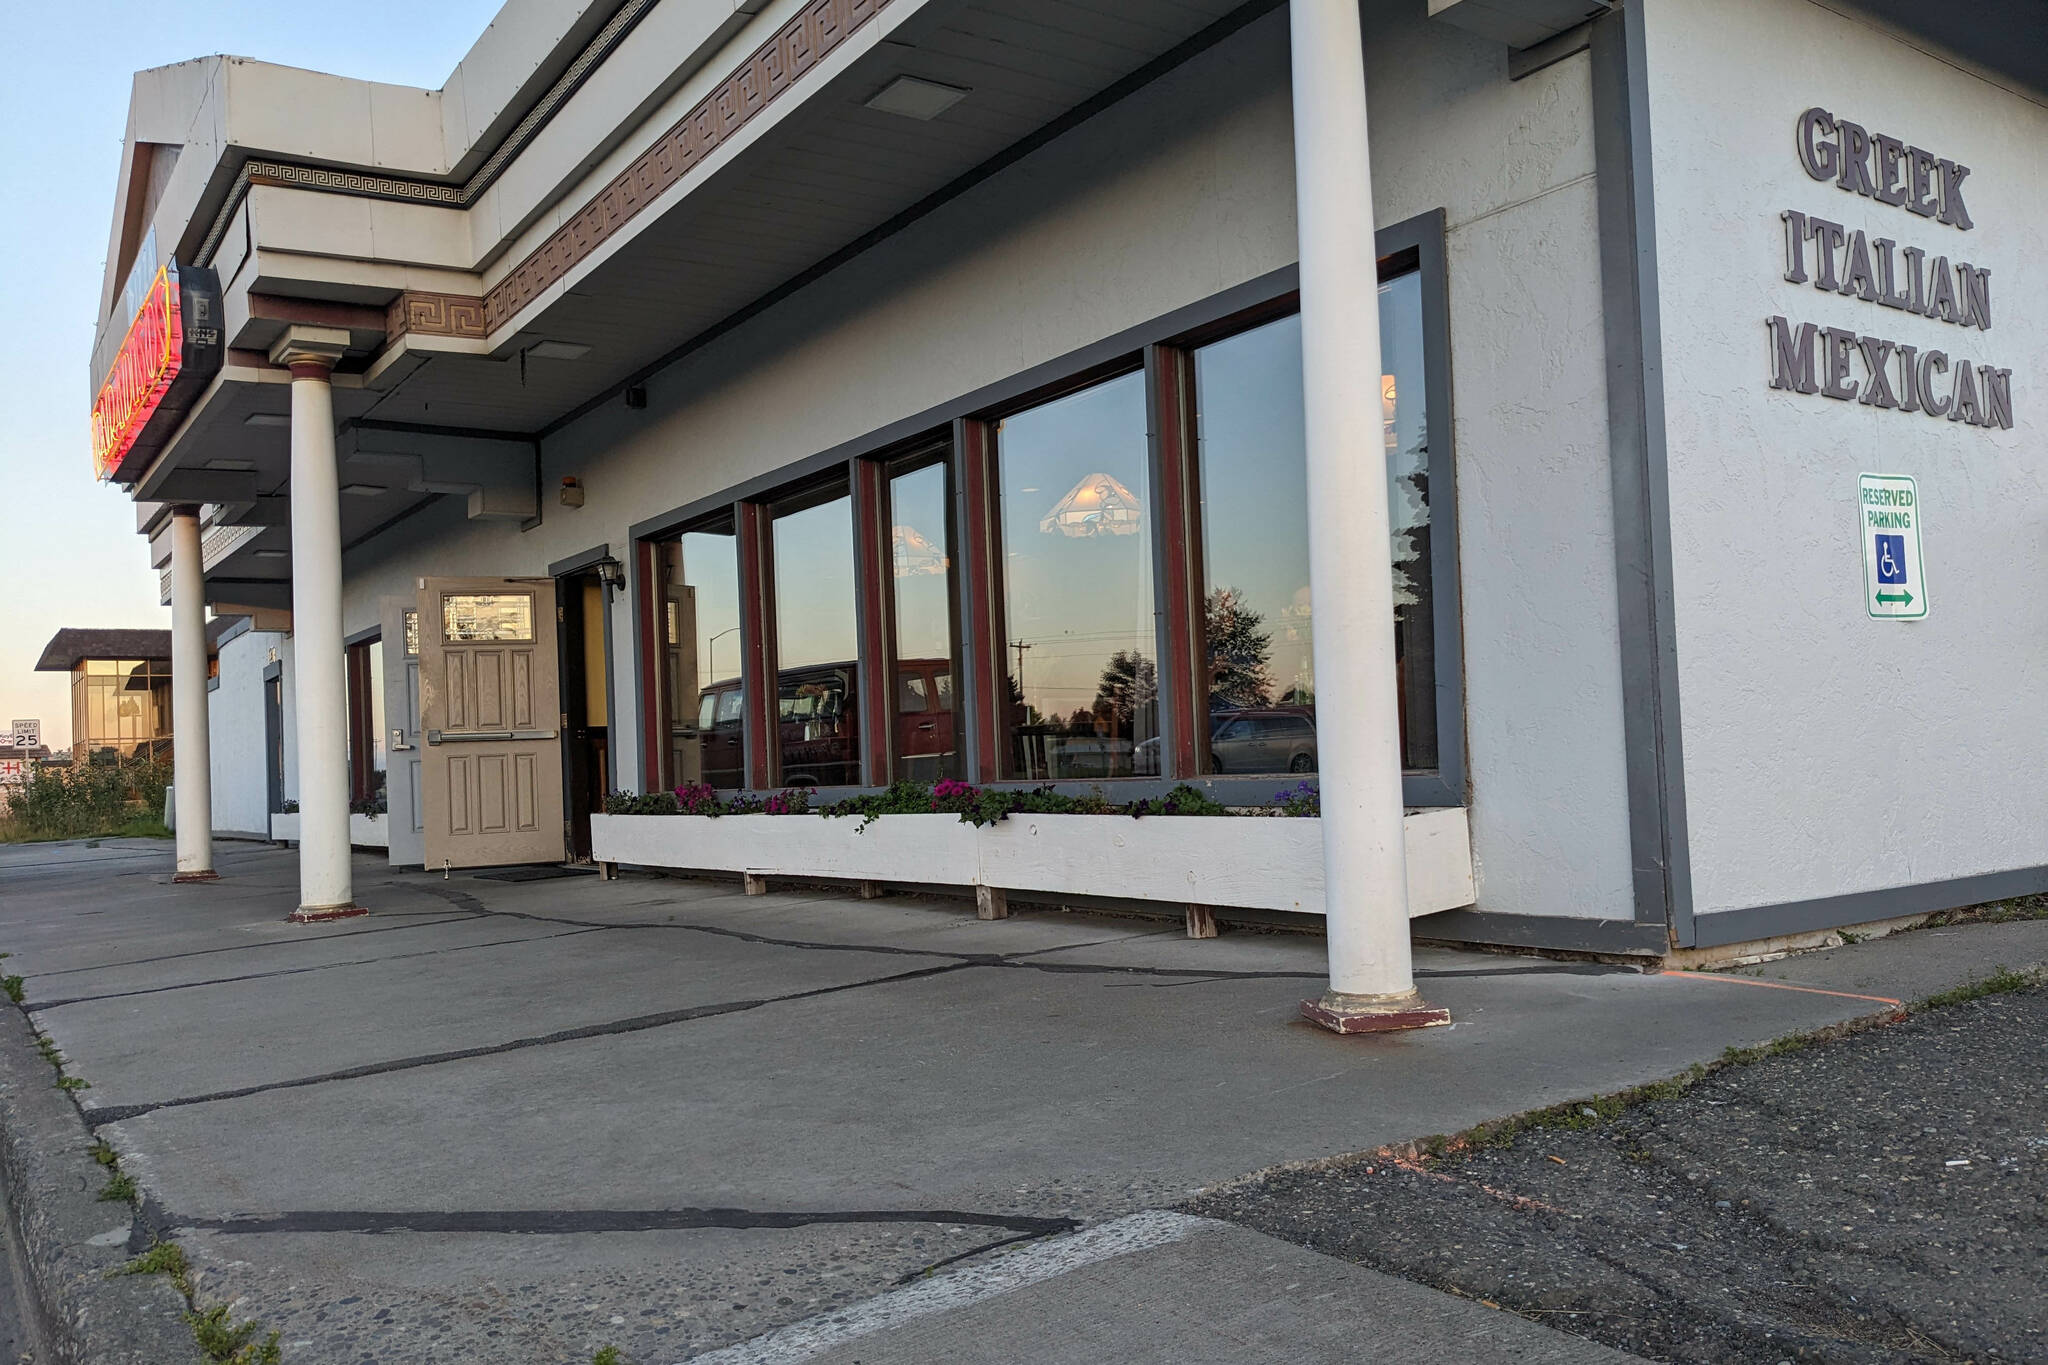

{"left": 1211, "top": 709, "right": 1316, "bottom": 773}
{"left": 1131, "top": 709, "right": 1318, "bottom": 776}
{"left": 695, "top": 657, "right": 954, "bottom": 788}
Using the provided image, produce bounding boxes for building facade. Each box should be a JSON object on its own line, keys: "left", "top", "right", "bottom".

{"left": 88, "top": 0, "right": 2046, "bottom": 990}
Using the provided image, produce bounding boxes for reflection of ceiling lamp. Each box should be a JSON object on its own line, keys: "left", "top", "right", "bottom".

{"left": 1039, "top": 472, "right": 1142, "bottom": 537}
{"left": 1382, "top": 374, "right": 1398, "bottom": 450}
{"left": 891, "top": 524, "right": 948, "bottom": 577}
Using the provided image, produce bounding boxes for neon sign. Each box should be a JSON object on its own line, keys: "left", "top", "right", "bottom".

{"left": 87, "top": 261, "right": 221, "bottom": 483}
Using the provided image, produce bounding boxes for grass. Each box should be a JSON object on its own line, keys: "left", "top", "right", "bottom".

{"left": 1405, "top": 965, "right": 2044, "bottom": 1163}
{"left": 0, "top": 815, "right": 171, "bottom": 845}
{"left": 98, "top": 1170, "right": 137, "bottom": 1204}
{"left": 593, "top": 1348, "right": 624, "bottom": 1365}
{"left": 1, "top": 976, "right": 21, "bottom": 1004}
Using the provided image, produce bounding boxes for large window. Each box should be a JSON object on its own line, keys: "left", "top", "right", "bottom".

{"left": 655, "top": 519, "right": 744, "bottom": 789}
{"left": 635, "top": 214, "right": 1457, "bottom": 801}
{"left": 888, "top": 457, "right": 960, "bottom": 781}
{"left": 771, "top": 485, "right": 860, "bottom": 787}
{"left": 1189, "top": 266, "right": 1435, "bottom": 775}
{"left": 994, "top": 371, "right": 1156, "bottom": 779}
{"left": 69, "top": 659, "right": 171, "bottom": 764}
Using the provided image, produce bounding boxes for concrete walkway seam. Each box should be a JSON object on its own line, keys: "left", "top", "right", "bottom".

{"left": 680, "top": 1211, "right": 1210, "bottom": 1365}
{"left": 0, "top": 1000, "right": 200, "bottom": 1365}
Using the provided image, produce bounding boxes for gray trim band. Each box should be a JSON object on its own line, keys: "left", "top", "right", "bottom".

{"left": 548, "top": 543, "right": 615, "bottom": 577}
{"left": 1592, "top": 9, "right": 1691, "bottom": 943}
{"left": 342, "top": 625, "right": 381, "bottom": 648}
{"left": 1692, "top": 868, "right": 2048, "bottom": 949}
{"left": 1412, "top": 907, "right": 1669, "bottom": 956}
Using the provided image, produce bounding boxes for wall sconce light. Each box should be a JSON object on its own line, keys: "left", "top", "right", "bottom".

{"left": 593, "top": 557, "right": 626, "bottom": 594}
{"left": 560, "top": 476, "right": 586, "bottom": 508}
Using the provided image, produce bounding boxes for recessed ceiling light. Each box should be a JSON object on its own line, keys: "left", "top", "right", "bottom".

{"left": 864, "top": 76, "right": 969, "bottom": 121}
{"left": 203, "top": 459, "right": 257, "bottom": 471}
{"left": 527, "top": 339, "right": 592, "bottom": 361}
{"left": 244, "top": 413, "right": 291, "bottom": 428}
{"left": 339, "top": 484, "right": 386, "bottom": 496}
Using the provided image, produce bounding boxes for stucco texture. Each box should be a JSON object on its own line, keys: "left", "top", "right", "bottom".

{"left": 337, "top": 6, "right": 1633, "bottom": 921}
{"left": 1643, "top": 0, "right": 2048, "bottom": 917}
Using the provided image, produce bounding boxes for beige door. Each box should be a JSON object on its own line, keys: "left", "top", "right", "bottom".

{"left": 418, "top": 577, "right": 566, "bottom": 870}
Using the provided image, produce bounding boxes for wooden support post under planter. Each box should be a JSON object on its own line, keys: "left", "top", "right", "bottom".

{"left": 743, "top": 872, "right": 768, "bottom": 896}
{"left": 1185, "top": 905, "right": 1220, "bottom": 939}
{"left": 598, "top": 861, "right": 617, "bottom": 882}
{"left": 858, "top": 880, "right": 885, "bottom": 900}
{"left": 976, "top": 884, "right": 1009, "bottom": 920}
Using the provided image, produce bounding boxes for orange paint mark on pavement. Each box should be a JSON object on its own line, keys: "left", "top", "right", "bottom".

{"left": 1657, "top": 970, "right": 1902, "bottom": 1008}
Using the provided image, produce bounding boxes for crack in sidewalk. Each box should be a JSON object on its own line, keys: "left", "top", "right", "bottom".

{"left": 164, "top": 1206, "right": 1081, "bottom": 1238}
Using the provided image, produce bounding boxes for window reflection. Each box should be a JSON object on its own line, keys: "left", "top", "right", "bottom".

{"left": 888, "top": 460, "right": 959, "bottom": 781}
{"left": 68, "top": 659, "right": 172, "bottom": 764}
{"left": 1191, "top": 270, "right": 1435, "bottom": 775}
{"left": 658, "top": 522, "right": 744, "bottom": 789}
{"left": 996, "top": 371, "right": 1157, "bottom": 779}
{"left": 772, "top": 490, "right": 860, "bottom": 787}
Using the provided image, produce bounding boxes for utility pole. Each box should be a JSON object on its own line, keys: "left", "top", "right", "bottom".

{"left": 1009, "top": 640, "right": 1032, "bottom": 717}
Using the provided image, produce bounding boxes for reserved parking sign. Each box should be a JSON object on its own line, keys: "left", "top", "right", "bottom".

{"left": 1859, "top": 474, "right": 1927, "bottom": 621}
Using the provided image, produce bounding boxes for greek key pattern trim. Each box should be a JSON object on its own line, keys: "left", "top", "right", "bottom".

{"left": 387, "top": 292, "right": 490, "bottom": 341}
{"left": 482, "top": 0, "right": 895, "bottom": 332}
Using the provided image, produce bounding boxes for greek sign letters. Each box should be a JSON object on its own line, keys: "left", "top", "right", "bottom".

{"left": 1767, "top": 107, "right": 2013, "bottom": 430}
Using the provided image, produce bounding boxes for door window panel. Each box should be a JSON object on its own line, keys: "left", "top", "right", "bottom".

{"left": 996, "top": 371, "right": 1156, "bottom": 779}
{"left": 772, "top": 490, "right": 860, "bottom": 787}
{"left": 1191, "top": 271, "right": 1436, "bottom": 774}
{"left": 888, "top": 460, "right": 959, "bottom": 781}
{"left": 442, "top": 594, "right": 533, "bottom": 642}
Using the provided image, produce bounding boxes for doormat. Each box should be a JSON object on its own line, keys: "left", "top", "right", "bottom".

{"left": 470, "top": 866, "right": 598, "bottom": 883}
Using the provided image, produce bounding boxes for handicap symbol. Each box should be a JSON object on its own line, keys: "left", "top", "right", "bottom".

{"left": 1875, "top": 533, "right": 1907, "bottom": 585}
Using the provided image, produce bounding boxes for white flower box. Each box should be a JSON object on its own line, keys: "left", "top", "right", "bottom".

{"left": 589, "top": 807, "right": 1473, "bottom": 919}
{"left": 268, "top": 811, "right": 389, "bottom": 849}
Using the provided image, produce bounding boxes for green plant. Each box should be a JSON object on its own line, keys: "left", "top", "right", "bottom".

{"left": 117, "top": 1240, "right": 192, "bottom": 1295}
{"left": 1917, "top": 965, "right": 2037, "bottom": 1011}
{"left": 56, "top": 1076, "right": 89, "bottom": 1092}
{"left": 0, "top": 757, "right": 173, "bottom": 843}
{"left": 1, "top": 975, "right": 22, "bottom": 1003}
{"left": 91, "top": 1141, "right": 118, "bottom": 1167}
{"left": 98, "top": 1170, "right": 137, "bottom": 1204}
{"left": 187, "top": 1304, "right": 282, "bottom": 1365}
{"left": 593, "top": 1348, "right": 624, "bottom": 1365}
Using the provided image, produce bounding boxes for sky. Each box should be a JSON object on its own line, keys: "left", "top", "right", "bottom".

{"left": 0, "top": 1, "right": 502, "bottom": 750}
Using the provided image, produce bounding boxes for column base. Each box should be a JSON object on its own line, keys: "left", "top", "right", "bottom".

{"left": 1301, "top": 989, "right": 1452, "bottom": 1035}
{"left": 172, "top": 871, "right": 219, "bottom": 884}
{"left": 288, "top": 904, "right": 369, "bottom": 923}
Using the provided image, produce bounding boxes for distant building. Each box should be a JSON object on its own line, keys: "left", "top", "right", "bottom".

{"left": 34, "top": 623, "right": 238, "bottom": 765}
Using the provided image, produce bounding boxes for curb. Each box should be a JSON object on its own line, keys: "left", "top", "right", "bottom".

{"left": 0, "top": 1001, "right": 200, "bottom": 1364}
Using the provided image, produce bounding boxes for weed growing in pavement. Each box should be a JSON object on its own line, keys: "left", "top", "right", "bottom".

{"left": 33, "top": 1032, "right": 61, "bottom": 1068}
{"left": 117, "top": 1242, "right": 192, "bottom": 1294}
{"left": 97, "top": 1170, "right": 137, "bottom": 1204}
{"left": 121, "top": 1242, "right": 284, "bottom": 1364}
{"left": 90, "top": 1141, "right": 117, "bottom": 1167}
{"left": 187, "top": 1303, "right": 282, "bottom": 1364}
{"left": 0, "top": 975, "right": 21, "bottom": 1003}
{"left": 593, "top": 1348, "right": 624, "bottom": 1365}
{"left": 1924, "top": 894, "right": 2048, "bottom": 928}
{"left": 55, "top": 1076, "right": 88, "bottom": 1092}
{"left": 1916, "top": 965, "right": 2037, "bottom": 1012}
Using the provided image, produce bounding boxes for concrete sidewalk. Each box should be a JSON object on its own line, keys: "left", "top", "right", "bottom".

{"left": 1, "top": 837, "right": 2042, "bottom": 1362}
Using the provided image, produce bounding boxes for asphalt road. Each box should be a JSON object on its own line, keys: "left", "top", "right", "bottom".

{"left": 1194, "top": 981, "right": 2048, "bottom": 1364}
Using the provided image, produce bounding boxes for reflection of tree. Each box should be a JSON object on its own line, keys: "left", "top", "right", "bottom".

{"left": 1092, "top": 650, "right": 1157, "bottom": 726}
{"left": 1205, "top": 587, "right": 1274, "bottom": 710}
{"left": 1005, "top": 672, "right": 1040, "bottom": 729}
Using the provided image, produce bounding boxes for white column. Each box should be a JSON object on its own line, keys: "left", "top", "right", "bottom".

{"left": 271, "top": 327, "right": 361, "bottom": 920}
{"left": 169, "top": 507, "right": 216, "bottom": 881}
{"left": 1291, "top": 0, "right": 1446, "bottom": 1032}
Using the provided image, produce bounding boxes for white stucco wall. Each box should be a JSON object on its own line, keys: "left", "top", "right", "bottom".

{"left": 207, "top": 625, "right": 284, "bottom": 837}
{"left": 1643, "top": 0, "right": 2048, "bottom": 919}
{"left": 338, "top": 6, "right": 1636, "bottom": 923}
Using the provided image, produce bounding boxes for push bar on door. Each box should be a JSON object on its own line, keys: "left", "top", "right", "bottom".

{"left": 425, "top": 729, "right": 560, "bottom": 744}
